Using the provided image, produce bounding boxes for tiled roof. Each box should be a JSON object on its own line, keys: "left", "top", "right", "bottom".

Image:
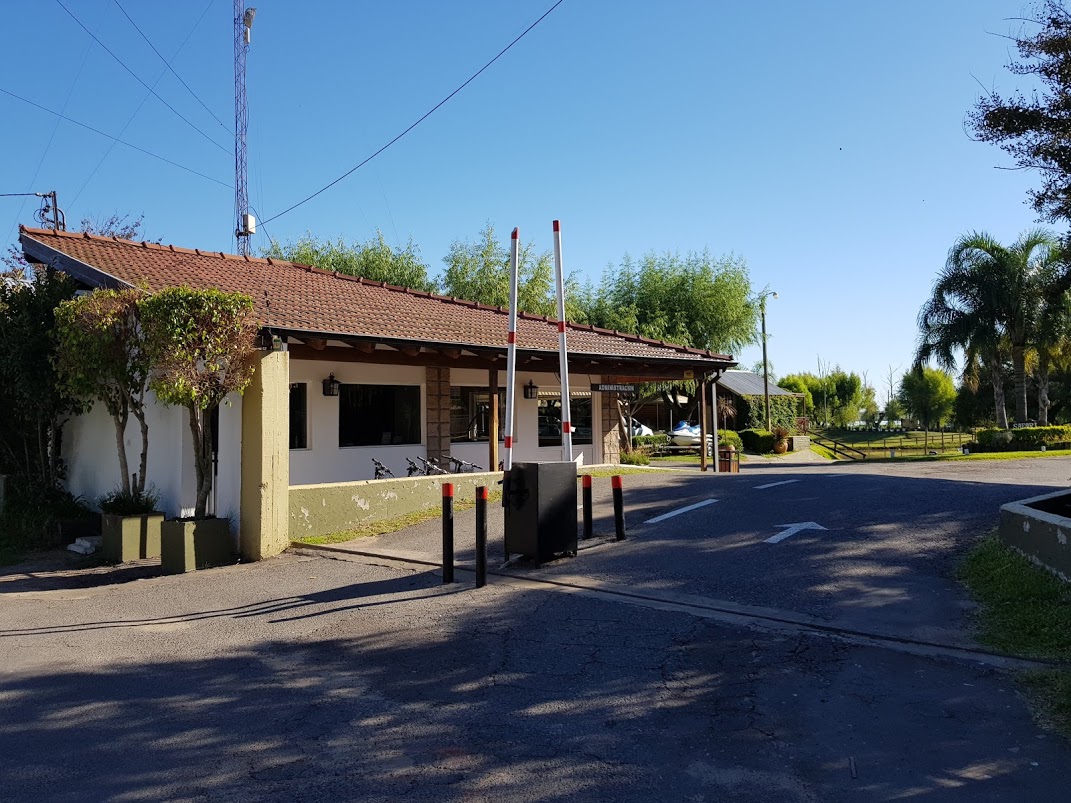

{"left": 717, "top": 370, "right": 798, "bottom": 397}
{"left": 20, "top": 227, "right": 735, "bottom": 366}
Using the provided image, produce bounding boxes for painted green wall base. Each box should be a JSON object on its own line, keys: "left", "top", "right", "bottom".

{"left": 290, "top": 472, "right": 500, "bottom": 540}
{"left": 161, "top": 518, "right": 236, "bottom": 574}
{"left": 999, "top": 490, "right": 1071, "bottom": 583}
{"left": 102, "top": 512, "right": 164, "bottom": 563}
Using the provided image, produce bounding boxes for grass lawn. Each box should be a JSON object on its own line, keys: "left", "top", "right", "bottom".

{"left": 959, "top": 535, "right": 1071, "bottom": 737}
{"left": 865, "top": 449, "right": 1071, "bottom": 464}
{"left": 817, "top": 429, "right": 973, "bottom": 447}
{"left": 810, "top": 443, "right": 837, "bottom": 460}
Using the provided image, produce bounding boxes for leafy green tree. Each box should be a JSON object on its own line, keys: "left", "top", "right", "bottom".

{"left": 140, "top": 288, "right": 257, "bottom": 519}
{"left": 264, "top": 231, "right": 435, "bottom": 292}
{"left": 575, "top": 250, "right": 757, "bottom": 352}
{"left": 0, "top": 270, "right": 81, "bottom": 488}
{"left": 441, "top": 223, "right": 555, "bottom": 316}
{"left": 778, "top": 373, "right": 818, "bottom": 421}
{"left": 54, "top": 290, "right": 152, "bottom": 500}
{"left": 828, "top": 369, "right": 863, "bottom": 428}
{"left": 969, "top": 1, "right": 1071, "bottom": 224}
{"left": 899, "top": 367, "right": 957, "bottom": 430}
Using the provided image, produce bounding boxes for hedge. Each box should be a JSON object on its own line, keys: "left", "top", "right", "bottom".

{"left": 974, "top": 425, "right": 1071, "bottom": 452}
{"left": 633, "top": 434, "right": 670, "bottom": 449}
{"left": 718, "top": 429, "right": 743, "bottom": 450}
{"left": 740, "top": 428, "right": 776, "bottom": 454}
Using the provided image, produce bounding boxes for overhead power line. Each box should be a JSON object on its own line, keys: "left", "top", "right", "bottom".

{"left": 54, "top": 0, "right": 231, "bottom": 155}
{"left": 0, "top": 87, "right": 232, "bottom": 189}
{"left": 71, "top": 0, "right": 217, "bottom": 209}
{"left": 262, "top": 0, "right": 566, "bottom": 225}
{"left": 112, "top": 0, "right": 230, "bottom": 134}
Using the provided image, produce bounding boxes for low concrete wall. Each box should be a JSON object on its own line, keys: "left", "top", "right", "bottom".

{"left": 290, "top": 472, "right": 500, "bottom": 540}
{"left": 999, "top": 489, "right": 1071, "bottom": 583}
{"left": 788, "top": 435, "right": 810, "bottom": 452}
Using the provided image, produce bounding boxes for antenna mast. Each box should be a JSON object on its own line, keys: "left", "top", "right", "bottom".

{"left": 234, "top": 3, "right": 256, "bottom": 255}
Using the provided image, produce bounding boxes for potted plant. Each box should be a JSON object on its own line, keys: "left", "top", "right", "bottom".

{"left": 55, "top": 289, "right": 162, "bottom": 562}
{"left": 772, "top": 424, "right": 791, "bottom": 454}
{"left": 139, "top": 287, "right": 257, "bottom": 574}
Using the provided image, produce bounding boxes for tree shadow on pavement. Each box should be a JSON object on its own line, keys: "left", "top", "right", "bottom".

{"left": 0, "top": 585, "right": 1065, "bottom": 802}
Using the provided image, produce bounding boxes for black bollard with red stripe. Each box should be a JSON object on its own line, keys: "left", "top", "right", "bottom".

{"left": 475, "top": 485, "right": 488, "bottom": 588}
{"left": 442, "top": 482, "right": 455, "bottom": 583}
{"left": 582, "top": 474, "right": 593, "bottom": 540}
{"left": 612, "top": 475, "right": 625, "bottom": 541}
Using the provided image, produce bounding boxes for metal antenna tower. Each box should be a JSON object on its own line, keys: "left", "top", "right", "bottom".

{"left": 234, "top": 3, "right": 256, "bottom": 255}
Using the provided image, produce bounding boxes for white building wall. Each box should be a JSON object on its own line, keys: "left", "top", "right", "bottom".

{"left": 63, "top": 392, "right": 243, "bottom": 537}
{"left": 288, "top": 360, "right": 426, "bottom": 485}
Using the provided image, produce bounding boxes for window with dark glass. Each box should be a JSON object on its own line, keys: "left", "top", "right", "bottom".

{"left": 537, "top": 392, "right": 593, "bottom": 447}
{"left": 289, "top": 382, "right": 308, "bottom": 450}
{"left": 450, "top": 387, "right": 506, "bottom": 442}
{"left": 339, "top": 384, "right": 421, "bottom": 447}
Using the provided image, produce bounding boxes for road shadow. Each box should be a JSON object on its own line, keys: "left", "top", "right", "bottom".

{"left": 1, "top": 584, "right": 1064, "bottom": 801}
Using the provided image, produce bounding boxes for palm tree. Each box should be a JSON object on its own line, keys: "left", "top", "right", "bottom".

{"left": 1032, "top": 274, "right": 1071, "bottom": 425}
{"left": 916, "top": 230, "right": 1057, "bottom": 426}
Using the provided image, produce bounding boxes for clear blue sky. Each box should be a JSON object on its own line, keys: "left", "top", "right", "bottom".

{"left": 0, "top": 1, "right": 1048, "bottom": 392}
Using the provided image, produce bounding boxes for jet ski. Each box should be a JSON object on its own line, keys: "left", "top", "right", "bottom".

{"left": 670, "top": 421, "right": 711, "bottom": 447}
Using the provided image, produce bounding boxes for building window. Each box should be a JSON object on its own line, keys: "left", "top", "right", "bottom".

{"left": 537, "top": 392, "right": 593, "bottom": 447}
{"left": 451, "top": 387, "right": 506, "bottom": 442}
{"left": 289, "top": 383, "right": 308, "bottom": 450}
{"left": 339, "top": 384, "right": 421, "bottom": 447}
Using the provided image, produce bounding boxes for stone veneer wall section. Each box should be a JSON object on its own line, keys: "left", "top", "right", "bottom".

{"left": 601, "top": 390, "right": 621, "bottom": 464}
{"left": 425, "top": 366, "right": 451, "bottom": 464}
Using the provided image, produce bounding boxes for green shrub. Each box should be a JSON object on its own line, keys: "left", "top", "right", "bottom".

{"left": 0, "top": 481, "right": 94, "bottom": 563}
{"left": 620, "top": 451, "right": 650, "bottom": 466}
{"left": 717, "top": 429, "right": 743, "bottom": 450}
{"left": 740, "top": 428, "right": 776, "bottom": 454}
{"left": 633, "top": 434, "right": 669, "bottom": 448}
{"left": 99, "top": 487, "right": 161, "bottom": 515}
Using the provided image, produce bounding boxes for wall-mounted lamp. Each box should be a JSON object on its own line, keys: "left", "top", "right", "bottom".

{"left": 322, "top": 373, "right": 340, "bottom": 397}
{"left": 523, "top": 380, "right": 539, "bottom": 400}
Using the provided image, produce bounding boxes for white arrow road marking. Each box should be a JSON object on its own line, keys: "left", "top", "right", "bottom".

{"left": 765, "top": 521, "right": 827, "bottom": 544}
{"left": 644, "top": 498, "right": 718, "bottom": 524}
{"left": 754, "top": 479, "right": 799, "bottom": 490}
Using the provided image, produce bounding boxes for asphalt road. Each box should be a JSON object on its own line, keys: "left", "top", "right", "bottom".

{"left": 1, "top": 457, "right": 1069, "bottom": 801}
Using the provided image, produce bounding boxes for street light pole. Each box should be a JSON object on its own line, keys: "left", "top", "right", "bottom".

{"left": 760, "top": 291, "right": 778, "bottom": 432}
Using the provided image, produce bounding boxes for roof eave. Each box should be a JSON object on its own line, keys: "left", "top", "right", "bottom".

{"left": 20, "top": 233, "right": 131, "bottom": 290}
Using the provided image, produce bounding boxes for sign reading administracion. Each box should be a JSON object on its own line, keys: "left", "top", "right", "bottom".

{"left": 592, "top": 383, "right": 638, "bottom": 394}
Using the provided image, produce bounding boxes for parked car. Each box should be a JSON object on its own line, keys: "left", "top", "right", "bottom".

{"left": 630, "top": 421, "right": 654, "bottom": 437}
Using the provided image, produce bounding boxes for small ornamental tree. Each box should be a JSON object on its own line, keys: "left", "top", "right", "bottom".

{"left": 139, "top": 287, "right": 257, "bottom": 519}
{"left": 55, "top": 289, "right": 152, "bottom": 502}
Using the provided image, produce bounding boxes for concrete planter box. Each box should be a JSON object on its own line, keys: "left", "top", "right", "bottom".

{"left": 161, "top": 518, "right": 235, "bottom": 575}
{"left": 102, "top": 512, "right": 165, "bottom": 563}
{"left": 998, "top": 489, "right": 1071, "bottom": 583}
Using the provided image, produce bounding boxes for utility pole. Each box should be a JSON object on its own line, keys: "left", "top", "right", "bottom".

{"left": 34, "top": 191, "right": 65, "bottom": 231}
{"left": 234, "top": 3, "right": 256, "bottom": 256}
{"left": 759, "top": 290, "right": 777, "bottom": 431}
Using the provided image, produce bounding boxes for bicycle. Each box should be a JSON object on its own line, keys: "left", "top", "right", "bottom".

{"left": 406, "top": 457, "right": 423, "bottom": 477}
{"left": 449, "top": 456, "right": 484, "bottom": 473}
{"left": 417, "top": 455, "right": 449, "bottom": 475}
{"left": 372, "top": 458, "right": 395, "bottom": 479}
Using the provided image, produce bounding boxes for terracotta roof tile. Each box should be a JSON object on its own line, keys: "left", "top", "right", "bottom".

{"left": 19, "top": 226, "right": 735, "bottom": 366}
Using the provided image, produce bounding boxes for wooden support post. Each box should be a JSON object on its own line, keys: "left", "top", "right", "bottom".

{"left": 489, "top": 368, "right": 500, "bottom": 471}
{"left": 699, "top": 379, "right": 708, "bottom": 472}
